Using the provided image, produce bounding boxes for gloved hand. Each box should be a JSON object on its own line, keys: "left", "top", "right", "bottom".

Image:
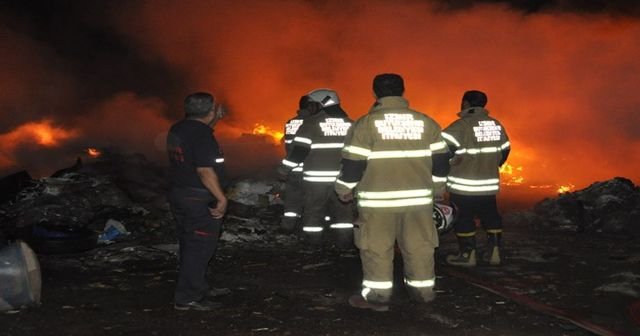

{"left": 338, "top": 191, "right": 354, "bottom": 203}
{"left": 433, "top": 182, "right": 446, "bottom": 203}
{"left": 276, "top": 165, "right": 290, "bottom": 181}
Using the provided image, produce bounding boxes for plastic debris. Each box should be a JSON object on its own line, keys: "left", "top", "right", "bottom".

{"left": 97, "top": 219, "right": 130, "bottom": 244}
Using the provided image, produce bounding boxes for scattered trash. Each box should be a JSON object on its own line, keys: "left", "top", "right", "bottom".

{"left": 0, "top": 241, "right": 41, "bottom": 311}
{"left": 511, "top": 177, "right": 640, "bottom": 235}
{"left": 301, "top": 262, "right": 333, "bottom": 270}
{"left": 97, "top": 219, "right": 130, "bottom": 244}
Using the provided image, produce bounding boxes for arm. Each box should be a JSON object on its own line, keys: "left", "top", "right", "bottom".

{"left": 499, "top": 147, "right": 510, "bottom": 167}
{"left": 335, "top": 120, "right": 370, "bottom": 200}
{"left": 197, "top": 167, "right": 227, "bottom": 218}
{"left": 430, "top": 130, "right": 451, "bottom": 199}
{"left": 499, "top": 127, "right": 511, "bottom": 167}
{"left": 279, "top": 122, "right": 313, "bottom": 176}
{"left": 336, "top": 158, "right": 367, "bottom": 202}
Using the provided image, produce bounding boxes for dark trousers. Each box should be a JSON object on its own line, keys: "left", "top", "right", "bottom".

{"left": 283, "top": 171, "right": 304, "bottom": 216}
{"left": 168, "top": 188, "right": 221, "bottom": 304}
{"left": 449, "top": 193, "right": 502, "bottom": 235}
{"left": 302, "top": 181, "right": 355, "bottom": 230}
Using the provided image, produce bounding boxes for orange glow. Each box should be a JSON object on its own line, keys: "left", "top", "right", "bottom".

{"left": 557, "top": 184, "right": 576, "bottom": 194}
{"left": 1, "top": 120, "right": 78, "bottom": 149}
{"left": 2, "top": 2, "right": 640, "bottom": 208}
{"left": 112, "top": 0, "right": 639, "bottom": 197}
{"left": 499, "top": 163, "right": 525, "bottom": 186}
{"left": 86, "top": 147, "right": 102, "bottom": 158}
{"left": 252, "top": 123, "right": 284, "bottom": 144}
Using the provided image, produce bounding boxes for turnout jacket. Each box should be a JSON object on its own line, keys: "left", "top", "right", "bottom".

{"left": 281, "top": 106, "right": 353, "bottom": 183}
{"left": 283, "top": 113, "right": 307, "bottom": 173}
{"left": 442, "top": 107, "right": 510, "bottom": 196}
{"left": 335, "top": 96, "right": 449, "bottom": 213}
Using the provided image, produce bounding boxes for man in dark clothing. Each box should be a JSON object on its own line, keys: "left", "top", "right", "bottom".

{"left": 280, "top": 95, "right": 315, "bottom": 232}
{"left": 167, "top": 92, "right": 228, "bottom": 311}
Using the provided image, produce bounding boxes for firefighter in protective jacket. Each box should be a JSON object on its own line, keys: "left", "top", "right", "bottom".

{"left": 335, "top": 74, "right": 450, "bottom": 311}
{"left": 442, "top": 90, "right": 510, "bottom": 267}
{"left": 279, "top": 95, "right": 315, "bottom": 232}
{"left": 279, "top": 88, "right": 355, "bottom": 245}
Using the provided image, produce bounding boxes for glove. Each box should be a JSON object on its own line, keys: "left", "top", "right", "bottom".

{"left": 338, "top": 191, "right": 354, "bottom": 203}
{"left": 276, "top": 165, "right": 290, "bottom": 181}
{"left": 433, "top": 182, "right": 446, "bottom": 202}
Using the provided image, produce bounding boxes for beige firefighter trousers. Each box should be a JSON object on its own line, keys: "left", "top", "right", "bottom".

{"left": 355, "top": 208, "right": 438, "bottom": 303}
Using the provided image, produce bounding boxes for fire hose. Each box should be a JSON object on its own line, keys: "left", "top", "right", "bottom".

{"left": 440, "top": 266, "right": 633, "bottom": 336}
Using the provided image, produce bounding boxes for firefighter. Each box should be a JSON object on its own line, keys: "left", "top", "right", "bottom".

{"left": 278, "top": 88, "right": 355, "bottom": 246}
{"left": 335, "top": 74, "right": 450, "bottom": 311}
{"left": 442, "top": 90, "right": 510, "bottom": 267}
{"left": 279, "top": 95, "right": 315, "bottom": 232}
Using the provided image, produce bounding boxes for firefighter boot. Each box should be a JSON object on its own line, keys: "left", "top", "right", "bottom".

{"left": 483, "top": 232, "right": 502, "bottom": 266}
{"left": 446, "top": 236, "right": 477, "bottom": 267}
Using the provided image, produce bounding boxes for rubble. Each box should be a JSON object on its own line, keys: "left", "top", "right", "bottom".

{"left": 0, "top": 154, "right": 292, "bottom": 255}
{"left": 505, "top": 177, "right": 640, "bottom": 237}
{"left": 0, "top": 156, "right": 639, "bottom": 334}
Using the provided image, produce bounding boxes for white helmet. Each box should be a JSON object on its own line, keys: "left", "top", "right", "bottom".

{"left": 433, "top": 202, "right": 457, "bottom": 235}
{"left": 307, "top": 88, "right": 339, "bottom": 107}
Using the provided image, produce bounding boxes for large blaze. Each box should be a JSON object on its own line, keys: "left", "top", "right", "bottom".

{"left": 252, "top": 124, "right": 284, "bottom": 144}
{"left": 1, "top": 120, "right": 78, "bottom": 148}
{"left": 0, "top": 120, "right": 79, "bottom": 170}
{"left": 1, "top": 1, "right": 639, "bottom": 209}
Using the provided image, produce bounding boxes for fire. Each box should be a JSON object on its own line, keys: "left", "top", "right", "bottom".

{"left": 1, "top": 120, "right": 78, "bottom": 148}
{"left": 499, "top": 163, "right": 525, "bottom": 186}
{"left": 252, "top": 123, "right": 284, "bottom": 143}
{"left": 85, "top": 147, "right": 102, "bottom": 158}
{"left": 557, "top": 184, "right": 575, "bottom": 194}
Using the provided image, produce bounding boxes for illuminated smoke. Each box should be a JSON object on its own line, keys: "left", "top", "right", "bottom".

{"left": 1, "top": 1, "right": 639, "bottom": 207}
{"left": 112, "top": 1, "right": 640, "bottom": 186}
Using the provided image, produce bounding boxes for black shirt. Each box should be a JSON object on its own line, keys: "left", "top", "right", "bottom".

{"left": 167, "top": 119, "right": 226, "bottom": 190}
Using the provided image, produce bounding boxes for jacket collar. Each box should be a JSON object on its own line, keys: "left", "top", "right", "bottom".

{"left": 457, "top": 106, "right": 489, "bottom": 118}
{"left": 371, "top": 96, "right": 409, "bottom": 113}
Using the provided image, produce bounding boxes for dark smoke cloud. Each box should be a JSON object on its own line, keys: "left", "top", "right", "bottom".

{"left": 433, "top": 0, "right": 640, "bottom": 16}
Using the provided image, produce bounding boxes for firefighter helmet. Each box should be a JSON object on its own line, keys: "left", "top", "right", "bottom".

{"left": 307, "top": 88, "right": 340, "bottom": 107}
{"left": 433, "top": 201, "right": 457, "bottom": 235}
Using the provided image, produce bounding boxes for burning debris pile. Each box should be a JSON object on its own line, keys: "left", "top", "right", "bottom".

{"left": 0, "top": 152, "right": 292, "bottom": 255}
{"left": 509, "top": 177, "right": 640, "bottom": 236}
{"left": 0, "top": 153, "right": 173, "bottom": 253}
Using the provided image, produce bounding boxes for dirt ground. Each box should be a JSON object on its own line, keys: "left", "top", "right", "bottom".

{"left": 1, "top": 221, "right": 639, "bottom": 336}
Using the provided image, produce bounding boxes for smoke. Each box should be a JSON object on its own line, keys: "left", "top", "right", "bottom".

{"left": 1, "top": 1, "right": 639, "bottom": 204}
{"left": 112, "top": 0, "right": 640, "bottom": 186}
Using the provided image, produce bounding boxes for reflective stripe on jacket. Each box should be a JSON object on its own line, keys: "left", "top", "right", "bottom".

{"left": 336, "top": 96, "right": 448, "bottom": 212}
{"left": 442, "top": 107, "right": 510, "bottom": 196}
{"left": 284, "top": 108, "right": 353, "bottom": 183}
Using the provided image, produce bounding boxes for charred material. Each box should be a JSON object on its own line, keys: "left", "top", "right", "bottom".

{"left": 0, "top": 170, "right": 33, "bottom": 205}
{"left": 511, "top": 177, "right": 640, "bottom": 236}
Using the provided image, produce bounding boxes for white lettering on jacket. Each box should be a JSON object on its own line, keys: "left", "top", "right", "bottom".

{"left": 375, "top": 114, "right": 424, "bottom": 140}
{"left": 473, "top": 120, "right": 502, "bottom": 142}
{"left": 285, "top": 119, "right": 304, "bottom": 135}
{"left": 319, "top": 118, "right": 351, "bottom": 136}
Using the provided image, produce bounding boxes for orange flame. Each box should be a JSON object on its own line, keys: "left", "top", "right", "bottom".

{"left": 1, "top": 120, "right": 78, "bottom": 148}
{"left": 86, "top": 147, "right": 102, "bottom": 158}
{"left": 557, "top": 184, "right": 575, "bottom": 194}
{"left": 499, "top": 163, "right": 525, "bottom": 186}
{"left": 252, "top": 123, "right": 284, "bottom": 143}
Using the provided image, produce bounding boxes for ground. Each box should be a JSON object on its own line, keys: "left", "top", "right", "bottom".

{"left": 1, "top": 220, "right": 639, "bottom": 336}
